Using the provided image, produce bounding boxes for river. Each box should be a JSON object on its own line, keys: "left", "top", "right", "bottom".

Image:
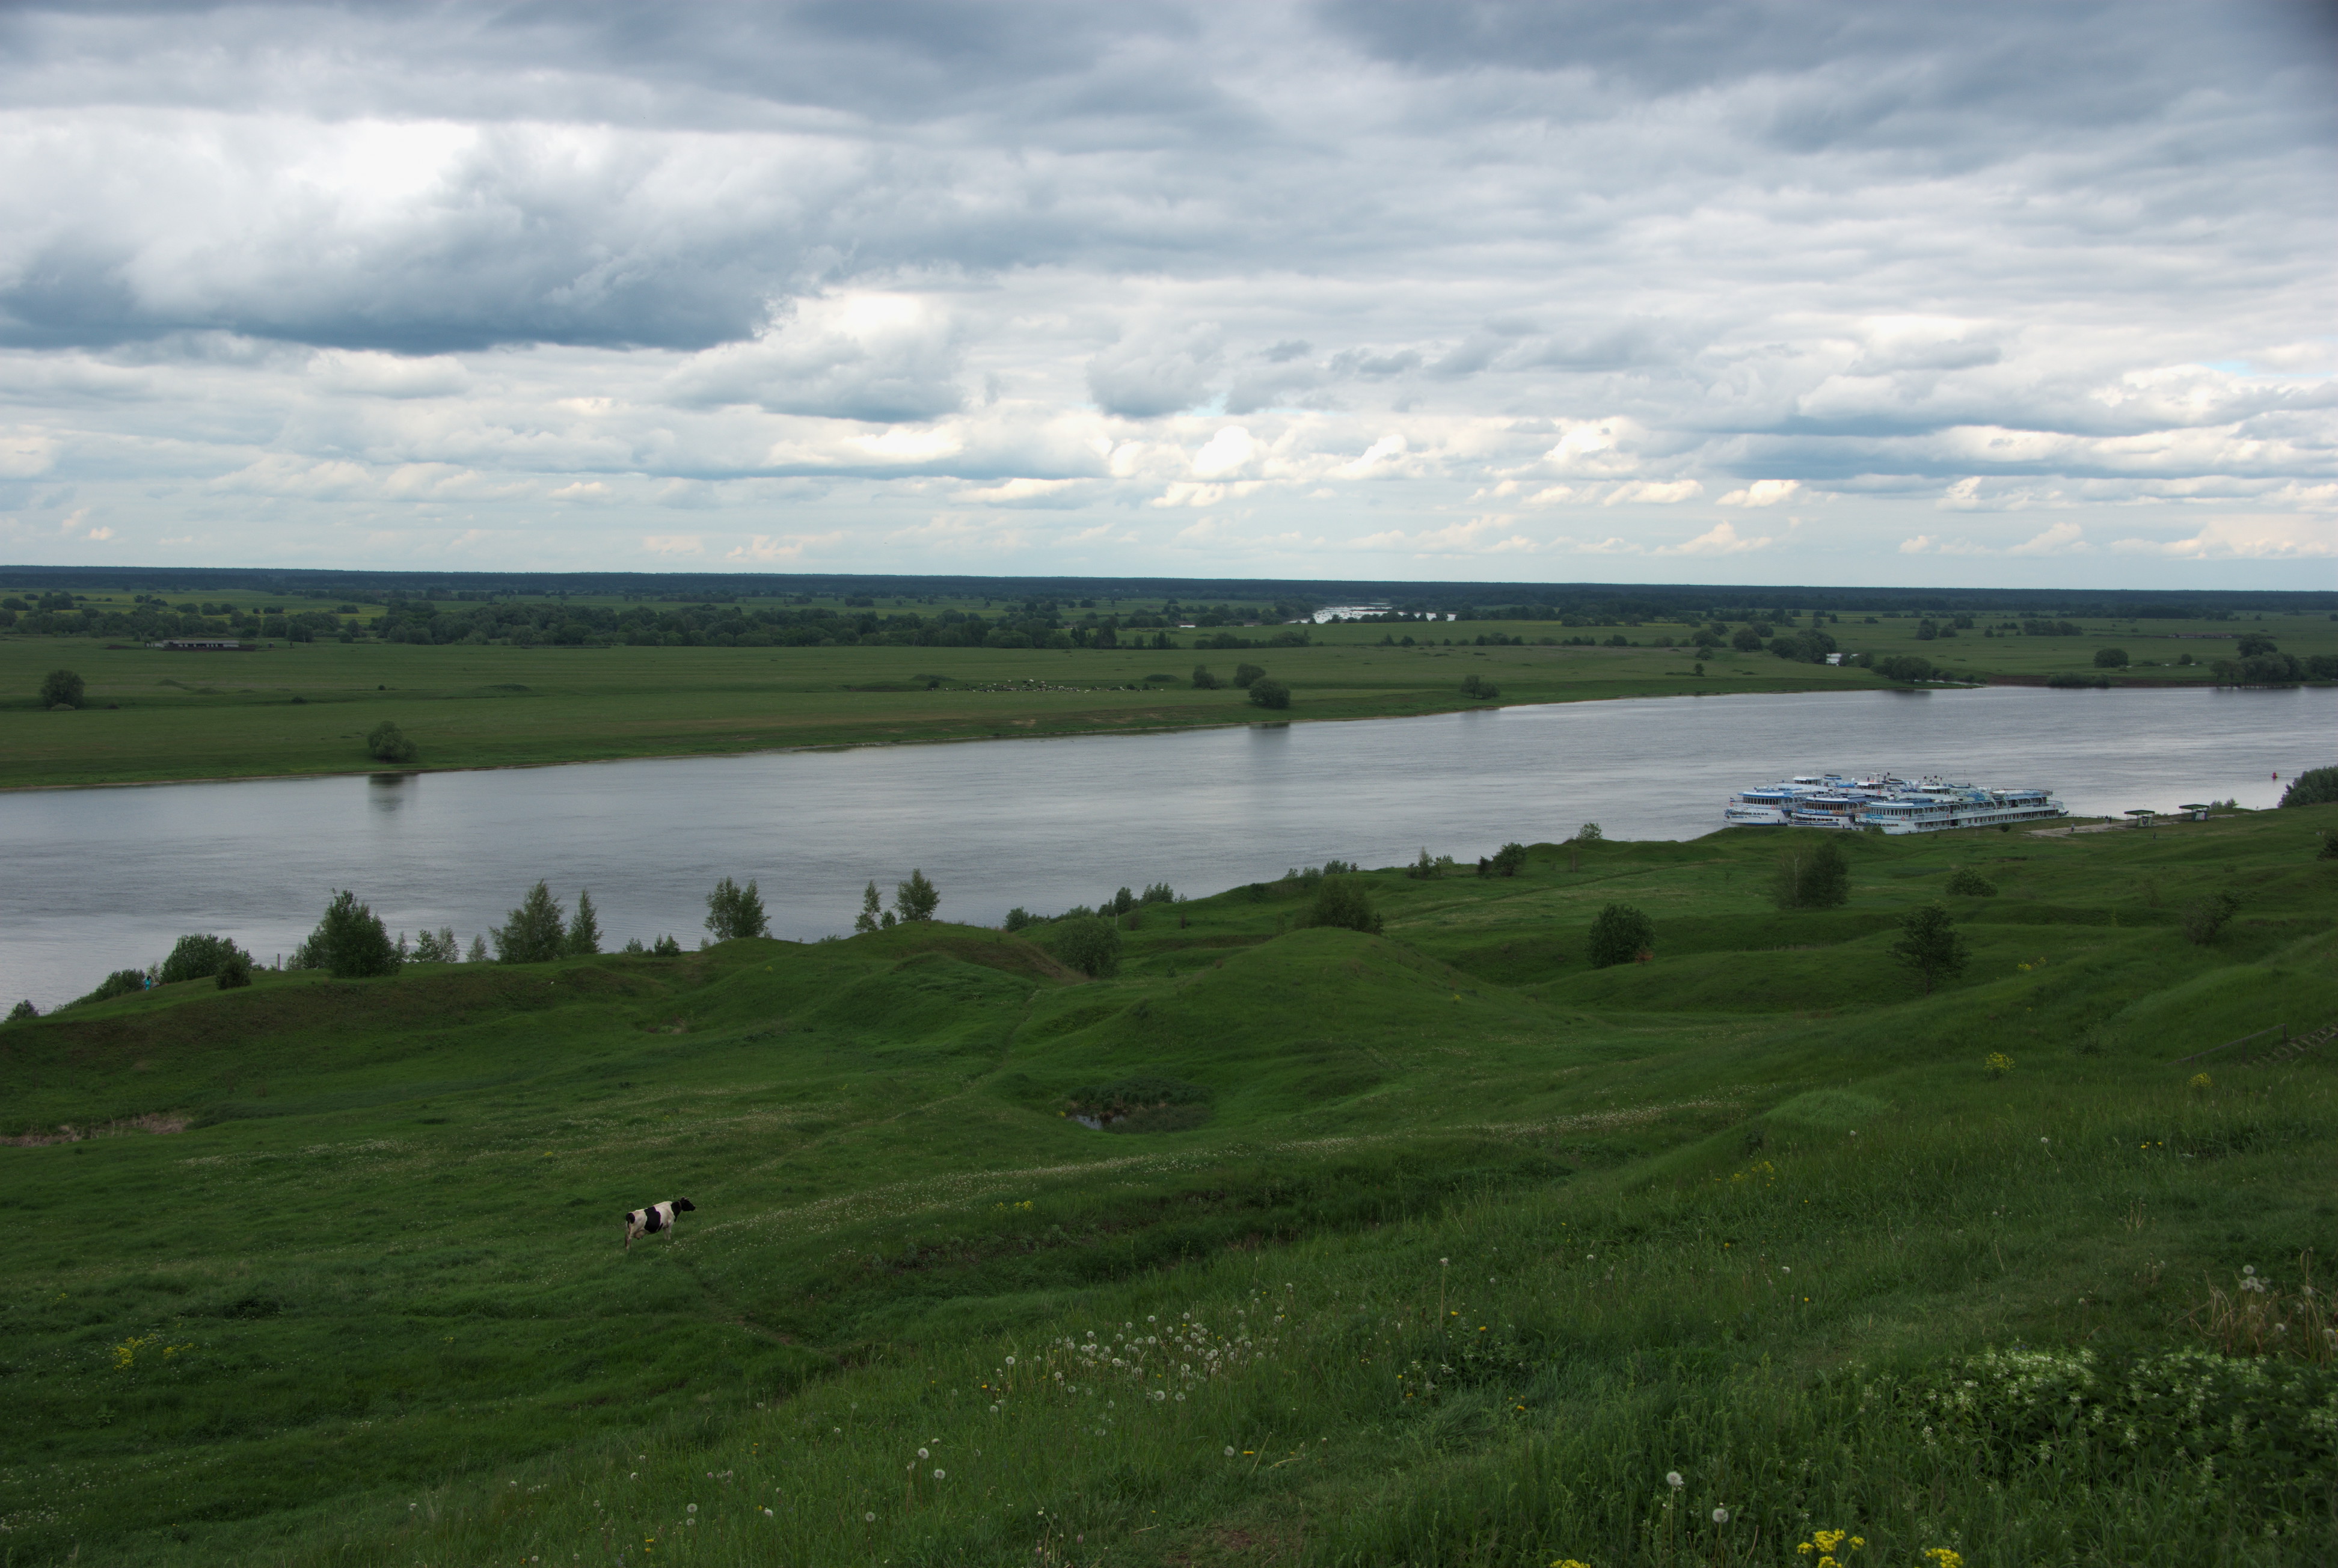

{"left": 3, "top": 685, "right": 2328, "bottom": 1011}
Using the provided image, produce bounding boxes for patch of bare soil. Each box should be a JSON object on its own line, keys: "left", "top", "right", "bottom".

{"left": 4, "top": 1112, "right": 190, "bottom": 1147}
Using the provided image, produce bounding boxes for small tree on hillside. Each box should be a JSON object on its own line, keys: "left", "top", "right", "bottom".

{"left": 8, "top": 998, "right": 38, "bottom": 1022}
{"left": 1586, "top": 903, "right": 1655, "bottom": 969}
{"left": 39, "top": 669, "right": 85, "bottom": 709}
{"left": 297, "top": 890, "right": 403, "bottom": 978}
{"left": 1944, "top": 865, "right": 1998, "bottom": 896}
{"left": 1247, "top": 678, "right": 1290, "bottom": 709}
{"left": 895, "top": 869, "right": 940, "bottom": 923}
{"left": 216, "top": 948, "right": 253, "bottom": 990}
{"left": 1191, "top": 664, "right": 1222, "bottom": 689}
{"left": 1043, "top": 915, "right": 1121, "bottom": 978}
{"left": 467, "top": 934, "right": 489, "bottom": 963}
{"left": 1233, "top": 663, "right": 1265, "bottom": 688}
{"left": 854, "top": 880, "right": 882, "bottom": 934}
{"left": 496, "top": 881, "right": 567, "bottom": 963}
{"left": 2277, "top": 766, "right": 2338, "bottom": 809}
{"left": 157, "top": 933, "right": 251, "bottom": 985}
{"left": 1459, "top": 673, "right": 1500, "bottom": 700}
{"left": 1772, "top": 836, "right": 1851, "bottom": 910}
{"left": 705, "top": 876, "right": 769, "bottom": 941}
{"left": 1889, "top": 902, "right": 1968, "bottom": 995}
{"left": 1305, "top": 875, "right": 1384, "bottom": 935}
{"left": 566, "top": 889, "right": 603, "bottom": 956}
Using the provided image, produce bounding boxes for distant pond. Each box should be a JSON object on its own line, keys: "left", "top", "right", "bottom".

{"left": 2, "top": 684, "right": 2327, "bottom": 1010}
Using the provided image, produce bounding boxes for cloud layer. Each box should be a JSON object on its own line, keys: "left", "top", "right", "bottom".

{"left": 0, "top": 1, "right": 2331, "bottom": 585}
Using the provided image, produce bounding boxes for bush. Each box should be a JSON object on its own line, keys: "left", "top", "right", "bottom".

{"left": 1066, "top": 1074, "right": 1209, "bottom": 1133}
{"left": 2093, "top": 647, "right": 2129, "bottom": 668}
{"left": 1586, "top": 903, "right": 1654, "bottom": 968}
{"left": 38, "top": 669, "right": 85, "bottom": 709}
{"left": 706, "top": 875, "right": 771, "bottom": 940}
{"left": 1730, "top": 628, "right": 1764, "bottom": 652}
{"left": 1232, "top": 663, "right": 1265, "bottom": 688}
{"left": 651, "top": 934, "right": 683, "bottom": 957}
{"left": 895, "top": 869, "right": 939, "bottom": 923}
{"left": 156, "top": 932, "right": 252, "bottom": 985}
{"left": 365, "top": 720, "right": 418, "bottom": 764}
{"left": 1304, "top": 875, "right": 1384, "bottom": 935}
{"left": 1191, "top": 664, "right": 1221, "bottom": 689}
{"left": 1042, "top": 915, "right": 1121, "bottom": 978}
{"left": 1247, "top": 678, "right": 1290, "bottom": 709}
{"left": 215, "top": 949, "right": 253, "bottom": 990}
{"left": 1140, "top": 882, "right": 1176, "bottom": 904}
{"left": 6, "top": 999, "right": 36, "bottom": 1022}
{"left": 1458, "top": 673, "right": 1500, "bottom": 700}
{"left": 1889, "top": 902, "right": 1967, "bottom": 994}
{"left": 294, "top": 890, "right": 403, "bottom": 978}
{"left": 1870, "top": 654, "right": 1934, "bottom": 683}
{"left": 2277, "top": 765, "right": 2338, "bottom": 809}
{"left": 2180, "top": 891, "right": 2242, "bottom": 946}
{"left": 1770, "top": 837, "right": 1850, "bottom": 909}
{"left": 75, "top": 969, "right": 149, "bottom": 1006}
{"left": 494, "top": 881, "right": 567, "bottom": 963}
{"left": 1944, "top": 865, "right": 1998, "bottom": 896}
{"left": 565, "top": 889, "right": 602, "bottom": 955}
{"left": 1002, "top": 906, "right": 1037, "bottom": 933}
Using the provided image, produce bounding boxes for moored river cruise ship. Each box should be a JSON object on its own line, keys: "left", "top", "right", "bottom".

{"left": 1724, "top": 774, "right": 2067, "bottom": 835}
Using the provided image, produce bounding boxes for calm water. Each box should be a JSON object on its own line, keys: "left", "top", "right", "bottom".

{"left": 2, "top": 685, "right": 2327, "bottom": 1011}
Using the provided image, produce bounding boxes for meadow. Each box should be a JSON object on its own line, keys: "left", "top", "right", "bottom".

{"left": 3, "top": 604, "right": 2332, "bottom": 789}
{"left": 3, "top": 804, "right": 2335, "bottom": 1564}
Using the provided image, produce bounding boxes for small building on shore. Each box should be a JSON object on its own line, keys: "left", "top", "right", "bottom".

{"left": 148, "top": 638, "right": 248, "bottom": 651}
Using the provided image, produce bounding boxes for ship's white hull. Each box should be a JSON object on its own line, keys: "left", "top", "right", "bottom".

{"left": 1724, "top": 773, "right": 2066, "bottom": 835}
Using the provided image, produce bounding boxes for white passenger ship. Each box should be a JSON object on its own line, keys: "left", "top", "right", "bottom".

{"left": 1724, "top": 773, "right": 2066, "bottom": 835}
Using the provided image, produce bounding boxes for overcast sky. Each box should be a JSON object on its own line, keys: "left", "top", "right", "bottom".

{"left": 1, "top": 1, "right": 2332, "bottom": 589}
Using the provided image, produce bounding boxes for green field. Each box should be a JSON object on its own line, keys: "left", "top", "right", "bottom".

{"left": 5, "top": 807, "right": 2336, "bottom": 1564}
{"left": 4, "top": 606, "right": 2333, "bottom": 789}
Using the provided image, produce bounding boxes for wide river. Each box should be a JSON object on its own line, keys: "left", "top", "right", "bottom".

{"left": 3, "top": 685, "right": 2328, "bottom": 1011}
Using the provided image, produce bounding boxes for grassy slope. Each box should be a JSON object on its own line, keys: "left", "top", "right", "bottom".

{"left": 4, "top": 610, "right": 2331, "bottom": 788}
{"left": 1, "top": 809, "right": 2335, "bottom": 1565}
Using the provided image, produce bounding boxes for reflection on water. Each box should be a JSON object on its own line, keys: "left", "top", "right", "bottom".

{"left": 1, "top": 685, "right": 2326, "bottom": 1010}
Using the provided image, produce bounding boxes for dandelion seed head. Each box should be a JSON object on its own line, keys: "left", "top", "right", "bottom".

{"left": 1666, "top": 1472, "right": 1683, "bottom": 1489}
{"left": 1713, "top": 1507, "right": 1731, "bottom": 1524}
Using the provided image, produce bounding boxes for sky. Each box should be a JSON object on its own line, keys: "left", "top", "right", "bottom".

{"left": 0, "top": 1, "right": 2333, "bottom": 590}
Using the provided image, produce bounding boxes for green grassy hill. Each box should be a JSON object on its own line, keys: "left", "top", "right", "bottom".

{"left": 4, "top": 810, "right": 2336, "bottom": 1565}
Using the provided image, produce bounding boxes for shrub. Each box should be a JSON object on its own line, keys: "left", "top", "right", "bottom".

{"left": 1002, "top": 906, "right": 1037, "bottom": 933}
{"left": 1730, "top": 628, "right": 1764, "bottom": 652}
{"left": 2093, "top": 647, "right": 2129, "bottom": 668}
{"left": 1770, "top": 837, "right": 1850, "bottom": 909}
{"left": 7, "top": 998, "right": 36, "bottom": 1022}
{"left": 1889, "top": 902, "right": 1967, "bottom": 994}
{"left": 1304, "top": 875, "right": 1384, "bottom": 935}
{"left": 707, "top": 875, "right": 771, "bottom": 940}
{"left": 1066, "top": 1074, "right": 1209, "bottom": 1133}
{"left": 1944, "top": 865, "right": 1998, "bottom": 896}
{"left": 1143, "top": 672, "right": 1177, "bottom": 684}
{"left": 1586, "top": 903, "right": 1654, "bottom": 968}
{"left": 651, "top": 934, "right": 683, "bottom": 957}
{"left": 156, "top": 933, "right": 252, "bottom": 985}
{"left": 565, "top": 889, "right": 603, "bottom": 956}
{"left": 1140, "top": 882, "right": 1176, "bottom": 904}
{"left": 75, "top": 969, "right": 149, "bottom": 1006}
{"left": 1191, "top": 664, "right": 1221, "bottom": 689}
{"left": 494, "top": 881, "right": 568, "bottom": 962}
{"left": 1573, "top": 821, "right": 1603, "bottom": 843}
{"left": 38, "top": 669, "right": 85, "bottom": 709}
{"left": 2277, "top": 765, "right": 2338, "bottom": 808}
{"left": 365, "top": 720, "right": 418, "bottom": 764}
{"left": 2180, "top": 891, "right": 2242, "bottom": 946}
{"left": 215, "top": 949, "right": 253, "bottom": 990}
{"left": 1232, "top": 663, "right": 1265, "bottom": 688}
{"left": 895, "top": 869, "right": 939, "bottom": 923}
{"left": 410, "top": 926, "right": 460, "bottom": 963}
{"left": 1247, "top": 678, "right": 1290, "bottom": 709}
{"left": 1407, "top": 847, "right": 1456, "bottom": 880}
{"left": 293, "top": 890, "right": 402, "bottom": 978}
{"left": 1043, "top": 915, "right": 1121, "bottom": 978}
{"left": 1870, "top": 654, "right": 1935, "bottom": 682}
{"left": 1459, "top": 673, "right": 1500, "bottom": 700}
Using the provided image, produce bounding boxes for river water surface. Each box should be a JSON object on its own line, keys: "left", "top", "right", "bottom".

{"left": 3, "top": 685, "right": 2327, "bottom": 1010}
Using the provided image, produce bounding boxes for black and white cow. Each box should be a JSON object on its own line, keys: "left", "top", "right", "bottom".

{"left": 622, "top": 1198, "right": 695, "bottom": 1252}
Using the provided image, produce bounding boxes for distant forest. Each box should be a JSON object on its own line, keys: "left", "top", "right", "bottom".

{"left": 2, "top": 564, "right": 2331, "bottom": 632}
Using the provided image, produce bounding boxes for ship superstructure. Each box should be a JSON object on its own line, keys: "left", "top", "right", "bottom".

{"left": 1724, "top": 773, "right": 2066, "bottom": 835}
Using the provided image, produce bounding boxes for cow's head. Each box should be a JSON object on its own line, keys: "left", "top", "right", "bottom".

{"left": 672, "top": 1198, "right": 696, "bottom": 1212}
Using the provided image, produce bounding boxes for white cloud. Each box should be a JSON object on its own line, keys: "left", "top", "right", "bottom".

{"left": 549, "top": 480, "right": 613, "bottom": 501}
{"left": 1189, "top": 425, "right": 1262, "bottom": 480}
{"left": 1717, "top": 480, "right": 1800, "bottom": 507}
{"left": 641, "top": 534, "right": 703, "bottom": 555}
{"left": 2109, "top": 515, "right": 2338, "bottom": 560}
{"left": 1603, "top": 480, "right": 1702, "bottom": 505}
{"left": 2005, "top": 521, "right": 2091, "bottom": 556}
{"left": 1657, "top": 521, "right": 1772, "bottom": 556}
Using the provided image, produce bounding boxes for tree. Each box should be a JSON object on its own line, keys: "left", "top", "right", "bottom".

{"left": 1106, "top": 886, "right": 1135, "bottom": 915}
{"left": 366, "top": 720, "right": 418, "bottom": 764}
{"left": 8, "top": 998, "right": 40, "bottom": 1022}
{"left": 157, "top": 933, "right": 251, "bottom": 985}
{"left": 1944, "top": 865, "right": 1997, "bottom": 896}
{"left": 39, "top": 669, "right": 85, "bottom": 709}
{"left": 1574, "top": 822, "right": 1603, "bottom": 843}
{"left": 2277, "top": 766, "right": 2338, "bottom": 809}
{"left": 1233, "top": 663, "right": 1265, "bottom": 688}
{"left": 651, "top": 934, "right": 683, "bottom": 957}
{"left": 492, "top": 881, "right": 566, "bottom": 962}
{"left": 1459, "top": 673, "right": 1500, "bottom": 700}
{"left": 2180, "top": 891, "right": 2242, "bottom": 946}
{"left": 566, "top": 889, "right": 603, "bottom": 956}
{"left": 296, "top": 889, "right": 403, "bottom": 978}
{"left": 467, "top": 934, "right": 489, "bottom": 963}
{"left": 1248, "top": 678, "right": 1290, "bottom": 709}
{"left": 411, "top": 926, "right": 459, "bottom": 963}
{"left": 1870, "top": 654, "right": 1935, "bottom": 683}
{"left": 1771, "top": 836, "right": 1851, "bottom": 910}
{"left": 854, "top": 880, "right": 882, "bottom": 934}
{"left": 1043, "top": 915, "right": 1121, "bottom": 978}
{"left": 1586, "top": 903, "right": 1655, "bottom": 968}
{"left": 1730, "top": 628, "right": 1764, "bottom": 652}
{"left": 1003, "top": 906, "right": 1037, "bottom": 932}
{"left": 1141, "top": 881, "right": 1176, "bottom": 904}
{"left": 1889, "top": 902, "right": 1968, "bottom": 995}
{"left": 1304, "top": 875, "right": 1383, "bottom": 935}
{"left": 1191, "top": 664, "right": 1222, "bottom": 689}
{"left": 216, "top": 948, "right": 253, "bottom": 990}
{"left": 2093, "top": 647, "right": 2129, "bottom": 668}
{"left": 705, "top": 876, "right": 770, "bottom": 941}
{"left": 894, "top": 869, "right": 940, "bottom": 923}
{"left": 77, "top": 969, "right": 149, "bottom": 1005}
